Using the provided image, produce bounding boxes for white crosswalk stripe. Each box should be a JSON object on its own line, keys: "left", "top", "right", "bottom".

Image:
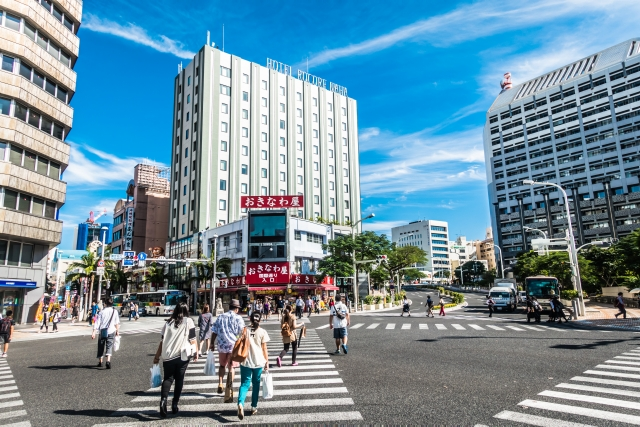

{"left": 419, "top": 324, "right": 428, "bottom": 329}
{"left": 435, "top": 324, "right": 447, "bottom": 330}
{"left": 401, "top": 324, "right": 411, "bottom": 330}
{"left": 366, "top": 323, "right": 380, "bottom": 329}
{"left": 324, "top": 321, "right": 588, "bottom": 333}
{"left": 0, "top": 361, "right": 30, "bottom": 427}
{"left": 350, "top": 323, "right": 364, "bottom": 329}
{"left": 92, "top": 330, "right": 361, "bottom": 425}
{"left": 386, "top": 323, "right": 396, "bottom": 329}
{"left": 468, "top": 324, "right": 485, "bottom": 330}
{"left": 451, "top": 324, "right": 466, "bottom": 330}
{"left": 488, "top": 348, "right": 640, "bottom": 426}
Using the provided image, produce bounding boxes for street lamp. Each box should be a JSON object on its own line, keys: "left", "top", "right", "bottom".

{"left": 96, "top": 226, "right": 109, "bottom": 304}
{"left": 489, "top": 244, "right": 504, "bottom": 279}
{"left": 210, "top": 234, "right": 218, "bottom": 314}
{"left": 576, "top": 240, "right": 608, "bottom": 253}
{"left": 351, "top": 213, "right": 375, "bottom": 310}
{"left": 523, "top": 179, "right": 584, "bottom": 315}
{"left": 523, "top": 226, "right": 547, "bottom": 239}
{"left": 53, "top": 249, "right": 63, "bottom": 301}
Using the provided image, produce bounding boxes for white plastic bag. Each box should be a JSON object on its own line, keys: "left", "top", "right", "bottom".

{"left": 114, "top": 335, "right": 121, "bottom": 352}
{"left": 150, "top": 364, "right": 162, "bottom": 388}
{"left": 261, "top": 371, "right": 273, "bottom": 399}
{"left": 203, "top": 351, "right": 216, "bottom": 376}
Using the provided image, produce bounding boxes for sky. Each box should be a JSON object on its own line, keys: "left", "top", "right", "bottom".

{"left": 59, "top": 0, "right": 640, "bottom": 248}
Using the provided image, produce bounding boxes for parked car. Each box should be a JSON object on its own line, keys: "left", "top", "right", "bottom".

{"left": 519, "top": 291, "right": 527, "bottom": 304}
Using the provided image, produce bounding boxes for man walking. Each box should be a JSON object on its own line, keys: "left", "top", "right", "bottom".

{"left": 92, "top": 298, "right": 120, "bottom": 369}
{"left": 486, "top": 295, "right": 495, "bottom": 318}
{"left": 210, "top": 299, "right": 245, "bottom": 403}
{"left": 306, "top": 296, "right": 313, "bottom": 317}
{"left": 295, "top": 296, "right": 305, "bottom": 319}
{"left": 329, "top": 295, "right": 350, "bottom": 355}
{"left": 0, "top": 310, "right": 15, "bottom": 357}
{"left": 615, "top": 292, "right": 627, "bottom": 319}
{"left": 276, "top": 296, "right": 285, "bottom": 321}
{"left": 426, "top": 296, "right": 434, "bottom": 318}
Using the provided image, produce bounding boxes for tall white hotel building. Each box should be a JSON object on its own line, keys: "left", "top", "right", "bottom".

{"left": 169, "top": 44, "right": 361, "bottom": 250}
{"left": 485, "top": 39, "right": 640, "bottom": 266}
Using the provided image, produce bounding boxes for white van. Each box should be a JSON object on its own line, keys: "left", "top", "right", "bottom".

{"left": 489, "top": 287, "right": 517, "bottom": 312}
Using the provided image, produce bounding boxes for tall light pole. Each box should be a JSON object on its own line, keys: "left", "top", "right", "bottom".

{"left": 210, "top": 234, "right": 218, "bottom": 313}
{"left": 351, "top": 213, "right": 375, "bottom": 310}
{"left": 53, "top": 249, "right": 63, "bottom": 302}
{"left": 96, "top": 226, "right": 109, "bottom": 304}
{"left": 524, "top": 226, "right": 548, "bottom": 255}
{"left": 523, "top": 179, "right": 584, "bottom": 315}
{"left": 492, "top": 244, "right": 504, "bottom": 279}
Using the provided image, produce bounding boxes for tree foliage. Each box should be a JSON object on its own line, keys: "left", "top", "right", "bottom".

{"left": 513, "top": 250, "right": 598, "bottom": 293}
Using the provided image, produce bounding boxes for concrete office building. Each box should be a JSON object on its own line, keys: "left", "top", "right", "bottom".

{"left": 168, "top": 45, "right": 361, "bottom": 253}
{"left": 449, "top": 236, "right": 476, "bottom": 271}
{"left": 474, "top": 227, "right": 497, "bottom": 271}
{"left": 391, "top": 220, "right": 450, "bottom": 279}
{"left": 75, "top": 222, "right": 112, "bottom": 250}
{"left": 485, "top": 39, "right": 640, "bottom": 264}
{"left": 0, "top": 0, "right": 81, "bottom": 322}
{"left": 111, "top": 164, "right": 171, "bottom": 256}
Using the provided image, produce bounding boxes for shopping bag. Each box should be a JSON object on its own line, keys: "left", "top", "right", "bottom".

{"left": 203, "top": 351, "right": 216, "bottom": 376}
{"left": 114, "top": 335, "right": 121, "bottom": 352}
{"left": 150, "top": 364, "right": 162, "bottom": 388}
{"left": 261, "top": 371, "right": 273, "bottom": 399}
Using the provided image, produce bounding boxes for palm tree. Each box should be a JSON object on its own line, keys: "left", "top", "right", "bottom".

{"left": 106, "top": 268, "right": 131, "bottom": 294}
{"left": 67, "top": 251, "right": 99, "bottom": 317}
{"left": 144, "top": 262, "right": 168, "bottom": 290}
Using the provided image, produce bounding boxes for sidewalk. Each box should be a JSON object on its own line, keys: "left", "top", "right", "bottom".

{"left": 576, "top": 302, "right": 640, "bottom": 331}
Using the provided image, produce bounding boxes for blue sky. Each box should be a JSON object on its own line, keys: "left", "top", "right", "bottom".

{"left": 59, "top": 0, "right": 640, "bottom": 248}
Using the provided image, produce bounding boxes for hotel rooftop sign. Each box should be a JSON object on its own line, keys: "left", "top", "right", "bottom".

{"left": 266, "top": 58, "right": 348, "bottom": 97}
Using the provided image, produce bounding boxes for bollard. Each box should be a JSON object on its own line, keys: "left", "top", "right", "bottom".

{"left": 571, "top": 298, "right": 579, "bottom": 320}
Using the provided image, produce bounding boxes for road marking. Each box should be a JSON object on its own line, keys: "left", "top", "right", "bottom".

{"left": 622, "top": 352, "right": 640, "bottom": 356}
{"left": 366, "top": 323, "right": 380, "bottom": 329}
{"left": 0, "top": 393, "right": 21, "bottom": 401}
{"left": 494, "top": 410, "right": 594, "bottom": 427}
{"left": 605, "top": 360, "right": 640, "bottom": 366}
{"left": 505, "top": 325, "right": 525, "bottom": 331}
{"left": 315, "top": 324, "right": 330, "bottom": 329}
{"left": 584, "top": 370, "right": 640, "bottom": 379}
{"left": 401, "top": 324, "right": 411, "bottom": 330}
{"left": 419, "top": 324, "right": 428, "bottom": 329}
{"left": 350, "top": 323, "right": 364, "bottom": 329}
{"left": 595, "top": 364, "right": 640, "bottom": 372}
{"left": 2, "top": 421, "right": 31, "bottom": 427}
{"left": 150, "top": 377, "right": 344, "bottom": 392}
{"left": 557, "top": 382, "right": 640, "bottom": 398}
{"left": 185, "top": 371, "right": 340, "bottom": 381}
{"left": 451, "top": 324, "right": 466, "bottom": 330}
{"left": 539, "top": 389, "right": 640, "bottom": 410}
{"left": 486, "top": 325, "right": 505, "bottom": 331}
{"left": 0, "top": 380, "right": 16, "bottom": 386}
{"left": 521, "top": 325, "right": 544, "bottom": 331}
{"left": 0, "top": 385, "right": 18, "bottom": 392}
{"left": 435, "top": 324, "right": 447, "bottom": 330}
{"left": 0, "top": 400, "right": 24, "bottom": 409}
{"left": 571, "top": 376, "right": 640, "bottom": 388}
{"left": 132, "top": 386, "right": 350, "bottom": 401}
{"left": 468, "top": 324, "right": 485, "bottom": 330}
{"left": 0, "top": 410, "right": 28, "bottom": 419}
{"left": 518, "top": 399, "right": 640, "bottom": 425}
{"left": 614, "top": 356, "right": 640, "bottom": 361}
{"left": 386, "top": 323, "right": 396, "bottom": 329}
{"left": 0, "top": 375, "right": 14, "bottom": 380}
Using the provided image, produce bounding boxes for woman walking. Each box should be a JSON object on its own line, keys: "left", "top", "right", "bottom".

{"left": 276, "top": 306, "right": 304, "bottom": 367}
{"left": 263, "top": 299, "right": 270, "bottom": 321}
{"left": 51, "top": 308, "right": 61, "bottom": 333}
{"left": 237, "top": 312, "right": 270, "bottom": 419}
{"left": 91, "top": 297, "right": 120, "bottom": 369}
{"left": 197, "top": 304, "right": 213, "bottom": 356}
{"left": 439, "top": 297, "right": 446, "bottom": 316}
{"left": 39, "top": 306, "right": 50, "bottom": 333}
{"left": 153, "top": 302, "right": 198, "bottom": 418}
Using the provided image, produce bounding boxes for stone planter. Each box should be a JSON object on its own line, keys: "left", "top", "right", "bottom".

{"left": 375, "top": 303, "right": 384, "bottom": 309}
{"left": 384, "top": 303, "right": 392, "bottom": 308}
{"left": 364, "top": 304, "right": 373, "bottom": 310}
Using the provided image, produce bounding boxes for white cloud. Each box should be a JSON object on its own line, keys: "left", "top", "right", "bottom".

{"left": 359, "top": 127, "right": 380, "bottom": 141}
{"left": 306, "top": 0, "right": 639, "bottom": 68}
{"left": 83, "top": 14, "right": 195, "bottom": 59}
{"left": 362, "top": 220, "right": 408, "bottom": 235}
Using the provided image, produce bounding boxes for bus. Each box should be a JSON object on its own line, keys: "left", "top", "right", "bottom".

{"left": 525, "top": 276, "right": 560, "bottom": 312}
{"left": 112, "top": 293, "right": 139, "bottom": 316}
{"left": 137, "top": 290, "right": 188, "bottom": 316}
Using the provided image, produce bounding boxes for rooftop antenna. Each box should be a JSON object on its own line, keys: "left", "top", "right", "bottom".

{"left": 222, "top": 24, "right": 225, "bottom": 52}
{"left": 207, "top": 30, "right": 210, "bottom": 46}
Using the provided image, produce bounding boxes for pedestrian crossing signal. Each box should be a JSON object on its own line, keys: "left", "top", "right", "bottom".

{"left": 376, "top": 255, "right": 388, "bottom": 264}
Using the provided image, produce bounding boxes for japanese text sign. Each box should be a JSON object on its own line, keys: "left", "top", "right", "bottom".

{"left": 245, "top": 262, "right": 290, "bottom": 285}
{"left": 241, "top": 195, "right": 304, "bottom": 209}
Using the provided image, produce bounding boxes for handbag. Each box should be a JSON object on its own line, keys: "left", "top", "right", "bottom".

{"left": 180, "top": 319, "right": 195, "bottom": 361}
{"left": 100, "top": 309, "right": 115, "bottom": 339}
{"left": 230, "top": 327, "right": 249, "bottom": 363}
{"left": 114, "top": 335, "right": 121, "bottom": 352}
{"left": 261, "top": 371, "right": 273, "bottom": 399}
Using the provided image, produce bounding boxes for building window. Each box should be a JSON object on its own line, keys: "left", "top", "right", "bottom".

{"left": 297, "top": 108, "right": 302, "bottom": 118}
{"left": 262, "top": 80, "right": 267, "bottom": 90}
{"left": 184, "top": 166, "right": 188, "bottom": 177}
{"left": 220, "top": 66, "right": 231, "bottom": 77}
{"left": 280, "top": 120, "right": 286, "bottom": 129}
{"left": 313, "top": 129, "right": 318, "bottom": 138}
{"left": 343, "top": 153, "right": 348, "bottom": 162}
{"left": 314, "top": 162, "right": 319, "bottom": 171}
{"left": 261, "top": 115, "right": 267, "bottom": 125}
{"left": 242, "top": 127, "right": 248, "bottom": 137}
{"left": 329, "top": 181, "right": 334, "bottom": 190}
{"left": 261, "top": 150, "right": 268, "bottom": 160}
{"left": 330, "top": 198, "right": 335, "bottom": 207}
{"left": 297, "top": 141, "right": 303, "bottom": 151}
{"left": 220, "top": 160, "right": 227, "bottom": 171}
{"left": 343, "top": 137, "right": 347, "bottom": 146}
{"left": 219, "top": 199, "right": 226, "bottom": 210}
{"left": 329, "top": 149, "right": 334, "bottom": 158}
{"left": 297, "top": 125, "right": 302, "bottom": 134}
{"left": 297, "top": 175, "right": 303, "bottom": 184}
{"left": 313, "top": 145, "right": 319, "bottom": 154}
{"left": 242, "top": 92, "right": 248, "bottom": 101}
{"left": 280, "top": 172, "right": 286, "bottom": 182}
{"left": 220, "top": 179, "right": 227, "bottom": 191}
{"left": 182, "top": 204, "right": 186, "bottom": 215}
{"left": 297, "top": 92, "right": 302, "bottom": 101}
{"left": 182, "top": 223, "right": 186, "bottom": 234}
{"left": 280, "top": 154, "right": 286, "bottom": 164}
{"left": 342, "top": 107, "right": 346, "bottom": 116}
{"left": 221, "top": 103, "right": 228, "bottom": 114}
{"left": 261, "top": 132, "right": 267, "bottom": 142}
{"left": 221, "top": 141, "right": 227, "bottom": 151}
{"left": 342, "top": 123, "right": 346, "bottom": 131}
{"left": 241, "top": 164, "right": 248, "bottom": 174}
{"left": 313, "top": 113, "right": 318, "bottom": 122}
{"left": 280, "top": 86, "right": 285, "bottom": 95}
{"left": 261, "top": 97, "right": 267, "bottom": 107}
{"left": 328, "top": 134, "right": 333, "bottom": 142}
{"left": 344, "top": 184, "right": 349, "bottom": 193}
{"left": 295, "top": 230, "right": 301, "bottom": 240}
{"left": 242, "top": 109, "right": 248, "bottom": 119}
{"left": 242, "top": 146, "right": 248, "bottom": 156}
{"left": 280, "top": 137, "right": 285, "bottom": 147}
{"left": 297, "top": 158, "right": 302, "bottom": 168}
{"left": 261, "top": 186, "right": 268, "bottom": 195}
{"left": 314, "top": 178, "right": 319, "bottom": 188}
{"left": 314, "top": 195, "right": 320, "bottom": 204}
{"left": 220, "top": 84, "right": 230, "bottom": 95}
{"left": 328, "top": 103, "right": 333, "bottom": 111}
{"left": 343, "top": 168, "right": 349, "bottom": 177}
{"left": 187, "top": 76, "right": 191, "bottom": 86}
{"left": 221, "top": 122, "right": 228, "bottom": 132}
{"left": 241, "top": 183, "right": 248, "bottom": 194}
{"left": 261, "top": 168, "right": 267, "bottom": 178}
{"left": 242, "top": 73, "right": 249, "bottom": 83}
{"left": 329, "top": 165, "right": 334, "bottom": 174}
{"left": 345, "top": 201, "right": 350, "bottom": 209}
{"left": 313, "top": 98, "right": 318, "bottom": 106}
{"left": 183, "top": 185, "right": 187, "bottom": 195}
{"left": 280, "top": 103, "right": 285, "bottom": 112}
{"left": 328, "top": 118, "right": 333, "bottom": 127}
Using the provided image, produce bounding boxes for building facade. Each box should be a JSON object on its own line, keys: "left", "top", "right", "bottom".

{"left": 474, "top": 227, "right": 497, "bottom": 271}
{"left": 485, "top": 39, "right": 640, "bottom": 264}
{"left": 0, "top": 0, "right": 81, "bottom": 322}
{"left": 75, "top": 222, "right": 112, "bottom": 250}
{"left": 111, "top": 164, "right": 171, "bottom": 256}
{"left": 391, "top": 220, "right": 450, "bottom": 279}
{"left": 448, "top": 235, "right": 477, "bottom": 271}
{"left": 168, "top": 45, "right": 361, "bottom": 244}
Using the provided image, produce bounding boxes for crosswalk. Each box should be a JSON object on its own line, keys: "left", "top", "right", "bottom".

{"left": 92, "top": 328, "right": 361, "bottom": 425}
{"left": 0, "top": 358, "right": 31, "bottom": 427}
{"left": 316, "top": 322, "right": 604, "bottom": 334}
{"left": 490, "top": 347, "right": 640, "bottom": 426}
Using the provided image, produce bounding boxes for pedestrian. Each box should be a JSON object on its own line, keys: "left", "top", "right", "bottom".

{"left": 329, "top": 294, "right": 350, "bottom": 355}
{"left": 295, "top": 296, "right": 305, "bottom": 319}
{"left": 547, "top": 297, "right": 557, "bottom": 322}
{"left": 486, "top": 295, "right": 495, "bottom": 318}
{"left": 39, "top": 306, "right": 50, "bottom": 333}
{"left": 197, "top": 304, "right": 213, "bottom": 356}
{"left": 237, "top": 312, "right": 270, "bottom": 420}
{"left": 210, "top": 299, "right": 245, "bottom": 403}
{"left": 306, "top": 296, "right": 313, "bottom": 317}
{"left": 526, "top": 296, "right": 534, "bottom": 323}
{"left": 531, "top": 297, "right": 542, "bottom": 323}
{"left": 276, "top": 305, "right": 304, "bottom": 367}
{"left": 71, "top": 304, "right": 79, "bottom": 324}
{"left": 439, "top": 297, "right": 446, "bottom": 316}
{"left": 426, "top": 296, "right": 434, "bottom": 318}
{"left": 255, "top": 300, "right": 263, "bottom": 318}
{"left": 129, "top": 301, "right": 136, "bottom": 321}
{"left": 263, "top": 299, "right": 270, "bottom": 321}
{"left": 134, "top": 302, "right": 140, "bottom": 320}
{"left": 90, "top": 301, "right": 99, "bottom": 326}
{"left": 0, "top": 310, "right": 15, "bottom": 357}
{"left": 276, "top": 296, "right": 285, "bottom": 321}
{"left": 401, "top": 296, "right": 411, "bottom": 317}
{"left": 52, "top": 308, "right": 61, "bottom": 333}
{"left": 153, "top": 301, "right": 197, "bottom": 417}
{"left": 553, "top": 296, "right": 569, "bottom": 323}
{"left": 91, "top": 297, "right": 120, "bottom": 369}
{"left": 329, "top": 298, "right": 335, "bottom": 311}
{"left": 615, "top": 292, "right": 627, "bottom": 319}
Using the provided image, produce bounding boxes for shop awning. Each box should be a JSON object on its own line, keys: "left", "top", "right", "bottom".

{"left": 0, "top": 280, "right": 37, "bottom": 288}
{"left": 250, "top": 286, "right": 288, "bottom": 291}
{"left": 292, "top": 285, "right": 340, "bottom": 291}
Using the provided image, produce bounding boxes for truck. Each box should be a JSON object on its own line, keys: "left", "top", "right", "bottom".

{"left": 524, "top": 276, "right": 560, "bottom": 312}
{"left": 488, "top": 286, "right": 518, "bottom": 311}
{"left": 494, "top": 278, "right": 517, "bottom": 292}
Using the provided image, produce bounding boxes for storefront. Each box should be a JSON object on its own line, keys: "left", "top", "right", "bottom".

{"left": 0, "top": 279, "right": 36, "bottom": 321}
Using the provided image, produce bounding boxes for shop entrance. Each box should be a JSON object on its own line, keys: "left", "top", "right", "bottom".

{"left": 1, "top": 289, "right": 23, "bottom": 320}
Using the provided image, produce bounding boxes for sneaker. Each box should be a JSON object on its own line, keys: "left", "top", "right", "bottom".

{"left": 334, "top": 349, "right": 340, "bottom": 355}
{"left": 276, "top": 357, "right": 282, "bottom": 367}
{"left": 217, "top": 386, "right": 224, "bottom": 394}
{"left": 292, "top": 362, "right": 299, "bottom": 366}
{"left": 237, "top": 404, "right": 244, "bottom": 420}
{"left": 1, "top": 353, "right": 6, "bottom": 358}
{"left": 97, "top": 361, "right": 102, "bottom": 367}
{"left": 251, "top": 407, "right": 258, "bottom": 415}
{"left": 341, "top": 344, "right": 348, "bottom": 355}
{"left": 106, "top": 361, "right": 111, "bottom": 369}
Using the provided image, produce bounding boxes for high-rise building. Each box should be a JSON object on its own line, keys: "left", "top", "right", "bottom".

{"left": 0, "top": 1, "right": 81, "bottom": 323}
{"left": 485, "top": 39, "right": 640, "bottom": 265}
{"left": 391, "top": 220, "right": 450, "bottom": 279}
{"left": 76, "top": 222, "right": 112, "bottom": 250}
{"left": 111, "top": 164, "right": 171, "bottom": 255}
{"left": 474, "top": 227, "right": 496, "bottom": 271}
{"left": 168, "top": 46, "right": 361, "bottom": 253}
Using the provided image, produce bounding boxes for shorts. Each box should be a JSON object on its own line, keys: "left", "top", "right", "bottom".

{"left": 0, "top": 334, "right": 10, "bottom": 345}
{"left": 218, "top": 352, "right": 240, "bottom": 368}
{"left": 333, "top": 328, "right": 348, "bottom": 339}
{"left": 277, "top": 308, "right": 283, "bottom": 314}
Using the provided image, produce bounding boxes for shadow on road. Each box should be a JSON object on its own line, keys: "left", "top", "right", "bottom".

{"left": 29, "top": 365, "right": 99, "bottom": 370}
{"left": 54, "top": 409, "right": 115, "bottom": 417}
{"left": 551, "top": 337, "right": 639, "bottom": 350}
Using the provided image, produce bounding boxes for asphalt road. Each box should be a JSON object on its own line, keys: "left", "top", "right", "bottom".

{"left": 3, "top": 290, "right": 639, "bottom": 426}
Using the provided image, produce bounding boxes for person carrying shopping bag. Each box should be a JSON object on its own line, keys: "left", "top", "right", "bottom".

{"left": 276, "top": 305, "right": 304, "bottom": 367}
{"left": 152, "top": 302, "right": 198, "bottom": 418}
{"left": 237, "top": 312, "right": 269, "bottom": 420}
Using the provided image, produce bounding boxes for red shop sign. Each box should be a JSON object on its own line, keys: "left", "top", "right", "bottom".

{"left": 290, "top": 275, "right": 334, "bottom": 285}
{"left": 240, "top": 195, "right": 304, "bottom": 209}
{"left": 245, "top": 262, "right": 290, "bottom": 285}
{"left": 219, "top": 276, "right": 245, "bottom": 288}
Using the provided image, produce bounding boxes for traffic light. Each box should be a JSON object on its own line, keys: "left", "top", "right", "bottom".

{"left": 376, "top": 255, "right": 388, "bottom": 264}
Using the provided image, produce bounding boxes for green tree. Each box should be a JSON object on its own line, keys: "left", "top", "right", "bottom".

{"left": 317, "top": 234, "right": 355, "bottom": 283}
{"left": 144, "top": 262, "right": 168, "bottom": 289}
{"left": 217, "top": 257, "right": 233, "bottom": 279}
{"left": 381, "top": 245, "right": 428, "bottom": 283}
{"left": 67, "top": 250, "right": 115, "bottom": 314}
{"left": 481, "top": 268, "right": 497, "bottom": 286}
{"left": 402, "top": 268, "right": 426, "bottom": 282}
{"left": 454, "top": 261, "right": 487, "bottom": 283}
{"left": 513, "top": 250, "right": 598, "bottom": 293}
{"left": 106, "top": 268, "right": 131, "bottom": 294}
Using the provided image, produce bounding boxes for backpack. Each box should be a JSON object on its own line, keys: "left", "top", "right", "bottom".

{"left": 281, "top": 320, "right": 293, "bottom": 338}
{"left": 0, "top": 318, "right": 11, "bottom": 334}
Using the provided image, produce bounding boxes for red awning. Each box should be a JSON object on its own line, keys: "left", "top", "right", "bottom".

{"left": 249, "top": 286, "right": 288, "bottom": 291}
{"left": 292, "top": 285, "right": 340, "bottom": 291}
{"left": 322, "top": 285, "right": 339, "bottom": 291}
